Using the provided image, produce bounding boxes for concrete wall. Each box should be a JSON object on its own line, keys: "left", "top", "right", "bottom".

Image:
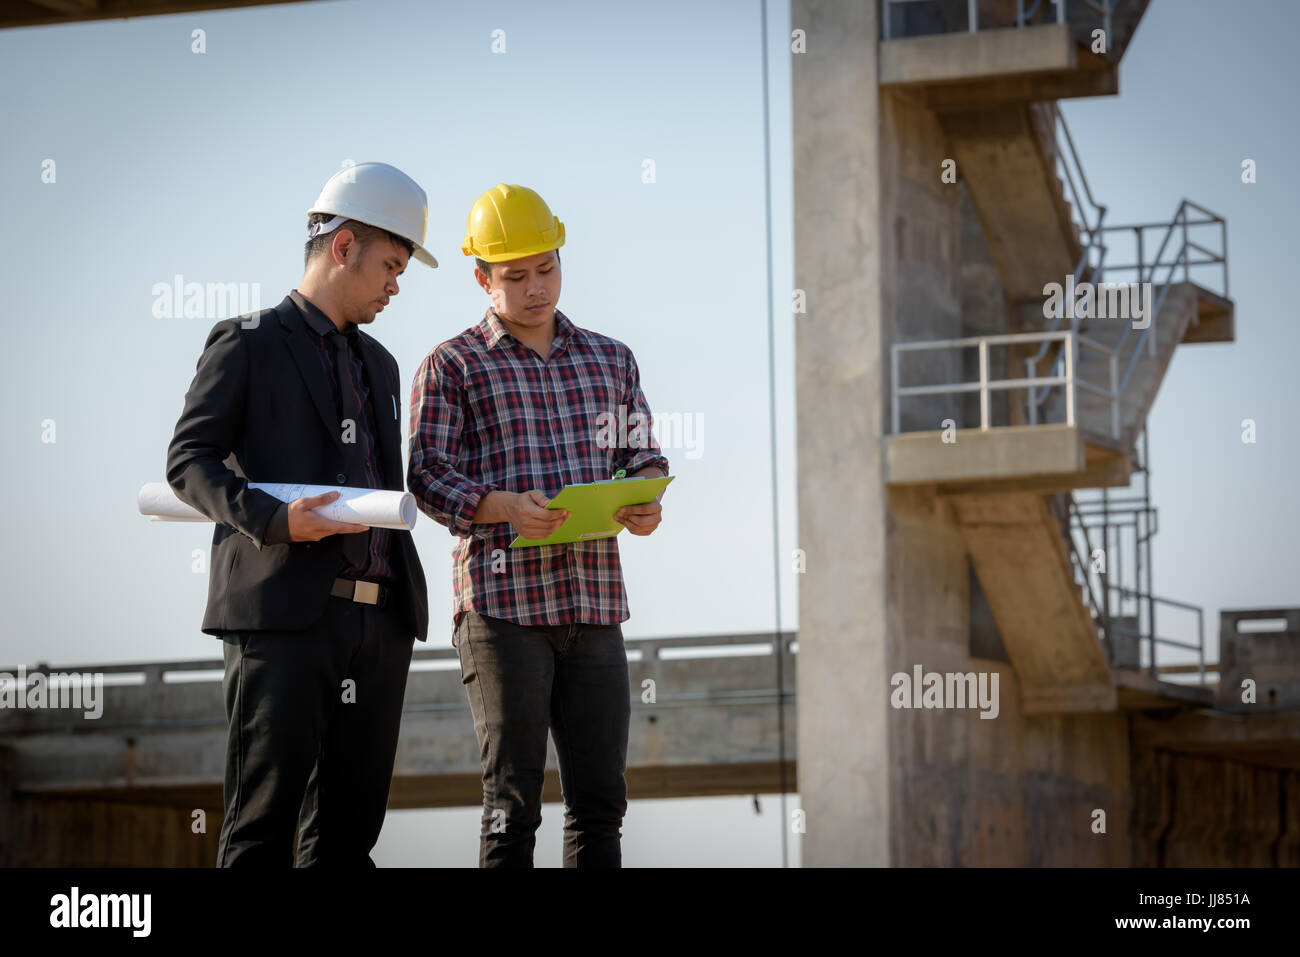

{"left": 959, "top": 184, "right": 1012, "bottom": 427}
{"left": 882, "top": 86, "right": 964, "bottom": 433}
{"left": 1130, "top": 748, "right": 1300, "bottom": 867}
{"left": 1219, "top": 609, "right": 1300, "bottom": 711}
{"left": 0, "top": 749, "right": 223, "bottom": 865}
{"left": 886, "top": 486, "right": 976, "bottom": 865}
{"left": 886, "top": 488, "right": 1133, "bottom": 865}
{"left": 0, "top": 794, "right": 222, "bottom": 867}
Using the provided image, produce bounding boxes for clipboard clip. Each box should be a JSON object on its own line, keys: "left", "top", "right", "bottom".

{"left": 612, "top": 468, "right": 627, "bottom": 480}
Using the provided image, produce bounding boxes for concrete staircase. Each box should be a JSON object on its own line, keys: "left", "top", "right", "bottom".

{"left": 941, "top": 103, "right": 1083, "bottom": 302}
{"left": 1044, "top": 281, "right": 1198, "bottom": 450}
{"left": 936, "top": 106, "right": 1229, "bottom": 713}
{"left": 965, "top": 97, "right": 1235, "bottom": 457}
{"left": 948, "top": 490, "right": 1115, "bottom": 713}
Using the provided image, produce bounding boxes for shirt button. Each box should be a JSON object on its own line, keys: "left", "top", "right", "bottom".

{"left": 336, "top": 473, "right": 347, "bottom": 484}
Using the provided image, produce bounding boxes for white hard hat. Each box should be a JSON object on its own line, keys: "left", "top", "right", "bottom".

{"left": 307, "top": 161, "right": 438, "bottom": 268}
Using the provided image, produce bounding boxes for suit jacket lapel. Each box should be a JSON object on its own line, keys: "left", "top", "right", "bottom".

{"left": 276, "top": 295, "right": 402, "bottom": 490}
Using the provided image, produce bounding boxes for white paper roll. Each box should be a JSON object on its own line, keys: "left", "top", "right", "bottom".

{"left": 138, "top": 482, "right": 418, "bottom": 531}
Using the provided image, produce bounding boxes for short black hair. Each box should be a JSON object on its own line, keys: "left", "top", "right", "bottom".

{"left": 475, "top": 248, "right": 561, "bottom": 279}
{"left": 305, "top": 213, "right": 415, "bottom": 268}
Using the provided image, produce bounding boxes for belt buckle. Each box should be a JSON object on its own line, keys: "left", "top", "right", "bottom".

{"left": 353, "top": 580, "right": 380, "bottom": 605}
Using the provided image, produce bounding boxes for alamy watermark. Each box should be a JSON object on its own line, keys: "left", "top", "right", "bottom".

{"left": 595, "top": 404, "right": 703, "bottom": 460}
{"left": 890, "top": 665, "right": 1000, "bottom": 719}
{"left": 152, "top": 274, "right": 261, "bottom": 320}
{"left": 0, "top": 666, "right": 103, "bottom": 720}
{"left": 1042, "top": 275, "right": 1153, "bottom": 330}
{"left": 50, "top": 887, "right": 150, "bottom": 936}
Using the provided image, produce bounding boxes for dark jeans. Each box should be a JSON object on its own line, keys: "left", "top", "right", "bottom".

{"left": 216, "top": 594, "right": 414, "bottom": 867}
{"left": 456, "top": 611, "right": 631, "bottom": 868}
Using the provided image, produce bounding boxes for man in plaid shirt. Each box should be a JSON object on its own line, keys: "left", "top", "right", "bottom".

{"left": 408, "top": 184, "right": 668, "bottom": 867}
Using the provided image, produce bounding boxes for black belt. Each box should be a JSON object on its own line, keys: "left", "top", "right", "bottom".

{"left": 331, "top": 577, "right": 390, "bottom": 608}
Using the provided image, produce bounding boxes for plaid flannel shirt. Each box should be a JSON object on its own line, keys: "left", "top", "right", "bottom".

{"left": 408, "top": 307, "right": 669, "bottom": 628}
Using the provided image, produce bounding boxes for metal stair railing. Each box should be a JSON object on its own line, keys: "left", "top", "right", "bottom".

{"left": 1103, "top": 583, "right": 1208, "bottom": 684}
{"left": 1057, "top": 493, "right": 1109, "bottom": 645}
{"left": 1029, "top": 195, "right": 1228, "bottom": 438}
{"left": 888, "top": 104, "right": 1131, "bottom": 439}
{"left": 881, "top": 61, "right": 1230, "bottom": 447}
{"left": 1098, "top": 199, "right": 1229, "bottom": 398}
{"left": 1018, "top": 0, "right": 1111, "bottom": 36}
{"left": 1063, "top": 432, "right": 1210, "bottom": 685}
{"left": 1021, "top": 104, "right": 1228, "bottom": 434}
{"left": 890, "top": 115, "right": 1227, "bottom": 445}
{"left": 1026, "top": 102, "right": 1108, "bottom": 424}
{"left": 880, "top": 0, "right": 1112, "bottom": 39}
{"left": 1042, "top": 101, "right": 1108, "bottom": 253}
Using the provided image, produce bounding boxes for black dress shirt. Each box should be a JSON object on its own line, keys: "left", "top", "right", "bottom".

{"left": 261, "top": 290, "right": 393, "bottom": 582}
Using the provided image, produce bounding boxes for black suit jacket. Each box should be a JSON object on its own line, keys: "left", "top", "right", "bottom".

{"left": 166, "top": 293, "right": 429, "bottom": 642}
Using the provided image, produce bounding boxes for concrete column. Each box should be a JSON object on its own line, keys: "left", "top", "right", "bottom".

{"left": 793, "top": 0, "right": 891, "bottom": 866}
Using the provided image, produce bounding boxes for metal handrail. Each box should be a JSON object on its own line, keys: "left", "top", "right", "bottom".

{"left": 1027, "top": 103, "right": 1108, "bottom": 414}
{"left": 1107, "top": 583, "right": 1207, "bottom": 683}
{"left": 1107, "top": 200, "right": 1226, "bottom": 399}
{"left": 1023, "top": 99, "right": 1228, "bottom": 434}
{"left": 1050, "top": 103, "right": 1106, "bottom": 239}
{"left": 891, "top": 210, "right": 1226, "bottom": 445}
{"left": 890, "top": 329, "right": 1120, "bottom": 436}
{"left": 1030, "top": 196, "right": 1229, "bottom": 435}
{"left": 1063, "top": 495, "right": 1109, "bottom": 646}
{"left": 0, "top": 631, "right": 803, "bottom": 686}
{"left": 880, "top": 0, "right": 1112, "bottom": 40}
{"left": 1020, "top": 0, "right": 1111, "bottom": 35}
{"left": 1065, "top": 488, "right": 1208, "bottom": 685}
{"left": 1100, "top": 201, "right": 1229, "bottom": 305}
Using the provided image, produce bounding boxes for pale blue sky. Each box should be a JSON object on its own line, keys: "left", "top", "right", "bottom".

{"left": 1, "top": 0, "right": 1295, "bottom": 866}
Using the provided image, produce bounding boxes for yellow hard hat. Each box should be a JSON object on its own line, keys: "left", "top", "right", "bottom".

{"left": 461, "top": 184, "right": 565, "bottom": 262}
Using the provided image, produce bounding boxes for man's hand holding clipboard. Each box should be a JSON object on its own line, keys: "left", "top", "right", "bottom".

{"left": 508, "top": 467, "right": 674, "bottom": 548}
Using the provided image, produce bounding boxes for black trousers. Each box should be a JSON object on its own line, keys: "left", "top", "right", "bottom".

{"left": 216, "top": 593, "right": 414, "bottom": 867}
{"left": 456, "top": 611, "right": 630, "bottom": 868}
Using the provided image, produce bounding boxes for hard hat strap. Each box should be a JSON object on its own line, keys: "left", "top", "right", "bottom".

{"left": 307, "top": 214, "right": 349, "bottom": 238}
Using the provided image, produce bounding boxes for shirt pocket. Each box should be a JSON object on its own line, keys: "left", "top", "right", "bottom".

{"left": 570, "top": 359, "right": 627, "bottom": 481}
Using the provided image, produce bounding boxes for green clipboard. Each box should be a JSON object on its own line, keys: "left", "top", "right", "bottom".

{"left": 508, "top": 473, "right": 675, "bottom": 548}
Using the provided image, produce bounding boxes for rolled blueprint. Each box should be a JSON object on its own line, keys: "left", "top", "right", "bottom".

{"left": 137, "top": 481, "right": 418, "bottom": 531}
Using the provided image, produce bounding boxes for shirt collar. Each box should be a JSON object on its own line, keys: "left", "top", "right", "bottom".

{"left": 290, "top": 289, "right": 356, "bottom": 340}
{"left": 481, "top": 306, "right": 574, "bottom": 353}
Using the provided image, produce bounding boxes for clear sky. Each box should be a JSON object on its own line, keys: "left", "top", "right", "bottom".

{"left": 0, "top": 0, "right": 1295, "bottom": 866}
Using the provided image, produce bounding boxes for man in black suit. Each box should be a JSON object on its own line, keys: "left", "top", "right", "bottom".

{"left": 166, "top": 162, "right": 435, "bottom": 867}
